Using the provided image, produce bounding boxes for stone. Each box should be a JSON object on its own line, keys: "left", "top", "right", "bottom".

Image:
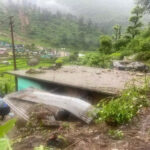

{"left": 113, "top": 60, "right": 149, "bottom": 72}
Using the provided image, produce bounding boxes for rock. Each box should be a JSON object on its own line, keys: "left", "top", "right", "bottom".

{"left": 26, "top": 68, "right": 45, "bottom": 74}
{"left": 41, "top": 118, "right": 60, "bottom": 128}
{"left": 96, "top": 71, "right": 101, "bottom": 75}
{"left": 27, "top": 58, "right": 40, "bottom": 66}
{"left": 113, "top": 60, "right": 149, "bottom": 72}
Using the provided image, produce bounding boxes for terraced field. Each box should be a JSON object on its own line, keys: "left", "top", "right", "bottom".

{"left": 0, "top": 58, "right": 53, "bottom": 95}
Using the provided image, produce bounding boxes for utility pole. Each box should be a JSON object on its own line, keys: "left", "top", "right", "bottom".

{"left": 9, "top": 16, "right": 17, "bottom": 70}
{"left": 9, "top": 16, "right": 18, "bottom": 90}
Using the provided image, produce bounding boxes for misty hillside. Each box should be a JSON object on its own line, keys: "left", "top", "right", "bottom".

{"left": 0, "top": 0, "right": 102, "bottom": 50}
{"left": 0, "top": 0, "right": 135, "bottom": 50}
{"left": 1, "top": 0, "right": 134, "bottom": 31}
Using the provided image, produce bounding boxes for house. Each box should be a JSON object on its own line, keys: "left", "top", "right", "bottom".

{"left": 6, "top": 66, "right": 144, "bottom": 103}
{"left": 0, "top": 48, "right": 8, "bottom": 57}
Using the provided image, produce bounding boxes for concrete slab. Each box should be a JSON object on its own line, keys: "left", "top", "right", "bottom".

{"left": 6, "top": 66, "right": 145, "bottom": 95}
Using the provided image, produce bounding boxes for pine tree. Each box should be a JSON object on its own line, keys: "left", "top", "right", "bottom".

{"left": 113, "top": 24, "right": 122, "bottom": 41}
{"left": 126, "top": 6, "right": 144, "bottom": 39}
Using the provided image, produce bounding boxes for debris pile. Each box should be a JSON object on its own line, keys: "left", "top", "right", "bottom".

{"left": 26, "top": 68, "right": 45, "bottom": 74}
{"left": 113, "top": 60, "right": 149, "bottom": 72}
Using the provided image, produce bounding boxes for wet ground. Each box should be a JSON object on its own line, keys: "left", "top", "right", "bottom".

{"left": 3, "top": 105, "right": 150, "bottom": 150}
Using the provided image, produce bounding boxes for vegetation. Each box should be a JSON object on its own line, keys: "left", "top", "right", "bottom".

{"left": 95, "top": 80, "right": 150, "bottom": 126}
{"left": 0, "top": 3, "right": 101, "bottom": 51}
{"left": 126, "top": 6, "right": 144, "bottom": 39}
{"left": 0, "top": 119, "right": 16, "bottom": 150}
{"left": 99, "top": 35, "right": 112, "bottom": 54}
{"left": 0, "top": 58, "right": 54, "bottom": 95}
{"left": 108, "top": 129, "right": 124, "bottom": 140}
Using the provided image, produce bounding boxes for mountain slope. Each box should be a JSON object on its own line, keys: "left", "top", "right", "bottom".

{"left": 0, "top": 2, "right": 102, "bottom": 50}
{"left": 0, "top": 0, "right": 135, "bottom": 50}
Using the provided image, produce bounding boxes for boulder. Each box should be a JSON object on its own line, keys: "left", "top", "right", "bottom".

{"left": 113, "top": 60, "right": 149, "bottom": 72}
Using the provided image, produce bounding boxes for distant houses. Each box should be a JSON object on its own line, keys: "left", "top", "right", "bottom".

{"left": 0, "top": 48, "right": 8, "bottom": 57}
{"left": 0, "top": 40, "right": 70, "bottom": 58}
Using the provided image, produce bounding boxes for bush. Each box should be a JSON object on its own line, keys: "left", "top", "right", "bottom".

{"left": 81, "top": 53, "right": 111, "bottom": 68}
{"left": 99, "top": 35, "right": 112, "bottom": 54}
{"left": 119, "top": 50, "right": 134, "bottom": 60}
{"left": 55, "top": 58, "right": 63, "bottom": 68}
{"left": 135, "top": 51, "right": 150, "bottom": 61}
{"left": 140, "top": 39, "right": 150, "bottom": 51}
{"left": 109, "top": 52, "right": 121, "bottom": 60}
{"left": 95, "top": 82, "right": 149, "bottom": 126}
{"left": 126, "top": 38, "right": 140, "bottom": 52}
{"left": 69, "top": 52, "right": 79, "bottom": 62}
{"left": 108, "top": 129, "right": 124, "bottom": 140}
{"left": 113, "top": 38, "right": 129, "bottom": 51}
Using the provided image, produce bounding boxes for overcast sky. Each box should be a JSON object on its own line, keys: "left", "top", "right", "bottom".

{"left": 1, "top": 0, "right": 134, "bottom": 14}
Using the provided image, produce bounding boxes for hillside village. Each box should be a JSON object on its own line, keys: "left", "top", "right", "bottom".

{"left": 0, "top": 40, "right": 70, "bottom": 59}
{"left": 1, "top": 0, "right": 150, "bottom": 150}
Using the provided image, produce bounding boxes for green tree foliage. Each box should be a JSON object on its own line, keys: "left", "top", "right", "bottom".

{"left": 113, "top": 38, "right": 129, "bottom": 51}
{"left": 25, "top": 43, "right": 37, "bottom": 51}
{"left": 0, "top": 4, "right": 102, "bottom": 51}
{"left": 126, "top": 6, "right": 144, "bottom": 39}
{"left": 137, "top": 0, "right": 150, "bottom": 12}
{"left": 99, "top": 35, "right": 112, "bottom": 54}
{"left": 81, "top": 53, "right": 111, "bottom": 68}
{"left": 69, "top": 52, "right": 79, "bottom": 61}
{"left": 113, "top": 24, "right": 122, "bottom": 41}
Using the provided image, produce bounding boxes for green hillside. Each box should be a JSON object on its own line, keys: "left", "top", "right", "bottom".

{"left": 0, "top": 2, "right": 102, "bottom": 51}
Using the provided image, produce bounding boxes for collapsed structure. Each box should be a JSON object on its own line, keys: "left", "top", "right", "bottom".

{"left": 5, "top": 66, "right": 145, "bottom": 123}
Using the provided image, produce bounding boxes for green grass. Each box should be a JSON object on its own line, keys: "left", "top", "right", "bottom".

{"left": 0, "top": 57, "right": 54, "bottom": 95}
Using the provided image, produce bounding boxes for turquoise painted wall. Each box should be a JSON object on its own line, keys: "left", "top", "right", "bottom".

{"left": 18, "top": 77, "right": 43, "bottom": 91}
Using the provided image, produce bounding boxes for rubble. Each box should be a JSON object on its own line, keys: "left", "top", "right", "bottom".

{"left": 113, "top": 60, "right": 149, "bottom": 72}
{"left": 4, "top": 88, "right": 94, "bottom": 124}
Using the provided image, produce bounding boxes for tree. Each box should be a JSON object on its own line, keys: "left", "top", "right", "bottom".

{"left": 25, "top": 43, "right": 36, "bottom": 51}
{"left": 113, "top": 24, "right": 122, "bottom": 41}
{"left": 99, "top": 35, "right": 112, "bottom": 54}
{"left": 126, "top": 6, "right": 144, "bottom": 39}
{"left": 137, "top": 0, "right": 150, "bottom": 12}
{"left": 69, "top": 52, "right": 79, "bottom": 61}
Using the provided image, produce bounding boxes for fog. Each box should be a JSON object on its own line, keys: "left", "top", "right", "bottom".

{"left": 0, "top": 0, "right": 134, "bottom": 23}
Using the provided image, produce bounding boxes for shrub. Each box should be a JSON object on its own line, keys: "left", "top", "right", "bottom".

{"left": 108, "top": 129, "right": 124, "bottom": 140}
{"left": 126, "top": 38, "right": 140, "bottom": 52}
{"left": 81, "top": 53, "right": 111, "bottom": 68}
{"left": 99, "top": 35, "right": 112, "bottom": 54}
{"left": 69, "top": 52, "right": 79, "bottom": 62}
{"left": 135, "top": 51, "right": 150, "bottom": 61}
{"left": 55, "top": 58, "right": 63, "bottom": 68}
{"left": 95, "top": 82, "right": 150, "bottom": 126}
{"left": 113, "top": 38, "right": 129, "bottom": 51}
{"left": 109, "top": 52, "right": 121, "bottom": 60}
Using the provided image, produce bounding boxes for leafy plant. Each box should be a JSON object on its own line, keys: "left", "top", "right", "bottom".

{"left": 0, "top": 119, "right": 16, "bottom": 138}
{"left": 0, "top": 138, "right": 12, "bottom": 150}
{"left": 55, "top": 58, "right": 63, "bottom": 68}
{"left": 95, "top": 81, "right": 150, "bottom": 126}
{"left": 0, "top": 119, "right": 16, "bottom": 150}
{"left": 108, "top": 129, "right": 124, "bottom": 140}
{"left": 99, "top": 35, "right": 112, "bottom": 54}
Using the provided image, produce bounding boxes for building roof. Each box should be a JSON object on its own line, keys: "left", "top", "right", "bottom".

{"left": 7, "top": 66, "right": 144, "bottom": 95}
